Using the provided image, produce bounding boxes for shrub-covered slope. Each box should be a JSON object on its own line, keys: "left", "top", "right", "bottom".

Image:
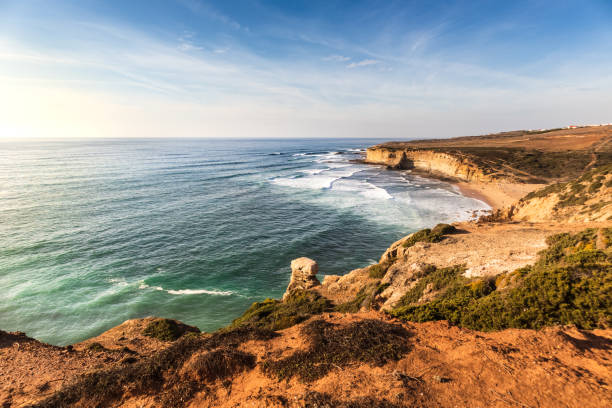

{"left": 388, "top": 228, "right": 611, "bottom": 330}
{"left": 484, "top": 163, "right": 612, "bottom": 222}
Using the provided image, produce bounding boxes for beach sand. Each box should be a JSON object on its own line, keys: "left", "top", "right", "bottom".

{"left": 455, "top": 181, "right": 545, "bottom": 210}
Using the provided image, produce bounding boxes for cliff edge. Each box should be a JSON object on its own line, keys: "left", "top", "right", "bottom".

{"left": 2, "top": 126, "right": 611, "bottom": 408}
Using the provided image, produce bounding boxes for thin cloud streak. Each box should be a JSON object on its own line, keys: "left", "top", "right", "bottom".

{"left": 347, "top": 59, "right": 381, "bottom": 68}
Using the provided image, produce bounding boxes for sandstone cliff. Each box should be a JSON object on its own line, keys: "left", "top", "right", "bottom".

{"left": 365, "top": 147, "right": 500, "bottom": 183}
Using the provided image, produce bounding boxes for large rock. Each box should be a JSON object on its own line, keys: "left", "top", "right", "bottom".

{"left": 282, "top": 257, "right": 320, "bottom": 301}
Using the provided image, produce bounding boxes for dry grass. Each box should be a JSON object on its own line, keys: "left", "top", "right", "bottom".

{"left": 32, "top": 325, "right": 277, "bottom": 408}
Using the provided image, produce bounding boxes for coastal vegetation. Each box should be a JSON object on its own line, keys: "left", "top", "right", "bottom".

{"left": 522, "top": 163, "right": 612, "bottom": 206}
{"left": 390, "top": 228, "right": 611, "bottom": 330}
{"left": 142, "top": 318, "right": 200, "bottom": 342}
{"left": 34, "top": 325, "right": 277, "bottom": 408}
{"left": 401, "top": 223, "right": 456, "bottom": 248}
{"left": 335, "top": 284, "right": 378, "bottom": 312}
{"left": 262, "top": 319, "right": 410, "bottom": 382}
{"left": 229, "top": 289, "right": 333, "bottom": 331}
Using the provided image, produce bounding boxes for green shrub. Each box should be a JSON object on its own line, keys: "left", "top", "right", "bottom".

{"left": 589, "top": 181, "right": 603, "bottom": 193}
{"left": 402, "top": 224, "right": 456, "bottom": 248}
{"left": 394, "top": 265, "right": 468, "bottom": 307}
{"left": 522, "top": 182, "right": 564, "bottom": 201}
{"left": 375, "top": 283, "right": 390, "bottom": 295}
{"left": 335, "top": 285, "right": 376, "bottom": 313}
{"left": 431, "top": 223, "right": 457, "bottom": 235}
{"left": 87, "top": 342, "right": 106, "bottom": 352}
{"left": 368, "top": 261, "right": 394, "bottom": 279}
{"left": 229, "top": 290, "right": 332, "bottom": 331}
{"left": 262, "top": 319, "right": 410, "bottom": 382}
{"left": 391, "top": 228, "right": 612, "bottom": 331}
{"left": 142, "top": 318, "right": 199, "bottom": 342}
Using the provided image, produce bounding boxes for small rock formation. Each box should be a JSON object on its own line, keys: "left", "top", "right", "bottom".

{"left": 283, "top": 257, "right": 320, "bottom": 301}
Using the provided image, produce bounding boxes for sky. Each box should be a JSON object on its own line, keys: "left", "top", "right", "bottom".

{"left": 0, "top": 0, "right": 611, "bottom": 139}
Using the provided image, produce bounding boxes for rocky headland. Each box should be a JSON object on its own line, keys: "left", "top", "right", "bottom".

{"left": 2, "top": 126, "right": 611, "bottom": 408}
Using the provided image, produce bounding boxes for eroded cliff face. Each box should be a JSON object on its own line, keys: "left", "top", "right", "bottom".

{"left": 365, "top": 147, "right": 497, "bottom": 183}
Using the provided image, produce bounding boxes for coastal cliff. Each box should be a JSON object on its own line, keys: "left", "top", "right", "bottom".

{"left": 365, "top": 147, "right": 497, "bottom": 183}
{"left": 2, "top": 126, "right": 611, "bottom": 408}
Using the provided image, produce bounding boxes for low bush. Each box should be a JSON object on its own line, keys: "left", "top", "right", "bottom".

{"left": 229, "top": 289, "right": 333, "bottom": 331}
{"left": 262, "top": 319, "right": 411, "bottom": 382}
{"left": 87, "top": 342, "right": 106, "bottom": 352}
{"left": 375, "top": 282, "right": 390, "bottom": 295}
{"left": 335, "top": 285, "right": 377, "bottom": 313}
{"left": 589, "top": 181, "right": 603, "bottom": 193}
{"left": 188, "top": 347, "right": 255, "bottom": 382}
{"left": 142, "top": 318, "right": 199, "bottom": 342}
{"left": 402, "top": 224, "right": 456, "bottom": 248}
{"left": 522, "top": 182, "right": 564, "bottom": 201}
{"left": 369, "top": 262, "right": 391, "bottom": 279}
{"left": 394, "top": 265, "right": 470, "bottom": 307}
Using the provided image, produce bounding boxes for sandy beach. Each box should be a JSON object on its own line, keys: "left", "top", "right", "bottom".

{"left": 455, "top": 181, "right": 545, "bottom": 210}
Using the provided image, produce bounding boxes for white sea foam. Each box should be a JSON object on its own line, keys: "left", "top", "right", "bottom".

{"left": 166, "top": 288, "right": 233, "bottom": 295}
{"left": 139, "top": 283, "right": 233, "bottom": 296}
{"left": 332, "top": 179, "right": 392, "bottom": 200}
{"left": 272, "top": 175, "right": 339, "bottom": 190}
{"left": 298, "top": 168, "right": 325, "bottom": 175}
{"left": 272, "top": 166, "right": 361, "bottom": 190}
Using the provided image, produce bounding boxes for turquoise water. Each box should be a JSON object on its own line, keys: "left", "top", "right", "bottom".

{"left": 0, "top": 138, "right": 488, "bottom": 345}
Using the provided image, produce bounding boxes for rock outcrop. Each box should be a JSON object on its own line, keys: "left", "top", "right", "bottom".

{"left": 282, "top": 257, "right": 320, "bottom": 300}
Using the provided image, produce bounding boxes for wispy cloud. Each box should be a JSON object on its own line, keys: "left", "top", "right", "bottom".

{"left": 323, "top": 55, "right": 350, "bottom": 62}
{"left": 177, "top": 0, "right": 247, "bottom": 32}
{"left": 1, "top": 0, "right": 612, "bottom": 139}
{"left": 347, "top": 59, "right": 380, "bottom": 68}
{"left": 178, "top": 31, "right": 203, "bottom": 52}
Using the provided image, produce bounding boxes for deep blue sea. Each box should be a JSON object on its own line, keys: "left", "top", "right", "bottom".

{"left": 0, "top": 138, "right": 489, "bottom": 345}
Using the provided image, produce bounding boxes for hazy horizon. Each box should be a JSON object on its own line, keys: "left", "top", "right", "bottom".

{"left": 1, "top": 0, "right": 611, "bottom": 139}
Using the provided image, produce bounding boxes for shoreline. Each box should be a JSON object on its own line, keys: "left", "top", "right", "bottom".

{"left": 401, "top": 166, "right": 544, "bottom": 211}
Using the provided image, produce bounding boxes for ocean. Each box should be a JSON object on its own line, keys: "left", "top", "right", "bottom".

{"left": 0, "top": 138, "right": 489, "bottom": 345}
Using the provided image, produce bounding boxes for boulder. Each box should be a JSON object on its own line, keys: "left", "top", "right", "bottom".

{"left": 283, "top": 257, "right": 320, "bottom": 301}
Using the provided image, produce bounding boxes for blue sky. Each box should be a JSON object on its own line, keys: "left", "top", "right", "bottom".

{"left": 1, "top": 0, "right": 611, "bottom": 138}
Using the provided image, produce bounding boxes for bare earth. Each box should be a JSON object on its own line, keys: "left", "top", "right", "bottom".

{"left": 3, "top": 313, "right": 610, "bottom": 408}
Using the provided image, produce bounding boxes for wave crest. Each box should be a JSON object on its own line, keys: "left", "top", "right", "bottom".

{"left": 139, "top": 283, "right": 233, "bottom": 296}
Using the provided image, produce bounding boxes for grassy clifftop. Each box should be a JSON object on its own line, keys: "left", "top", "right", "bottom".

{"left": 369, "top": 125, "right": 612, "bottom": 183}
